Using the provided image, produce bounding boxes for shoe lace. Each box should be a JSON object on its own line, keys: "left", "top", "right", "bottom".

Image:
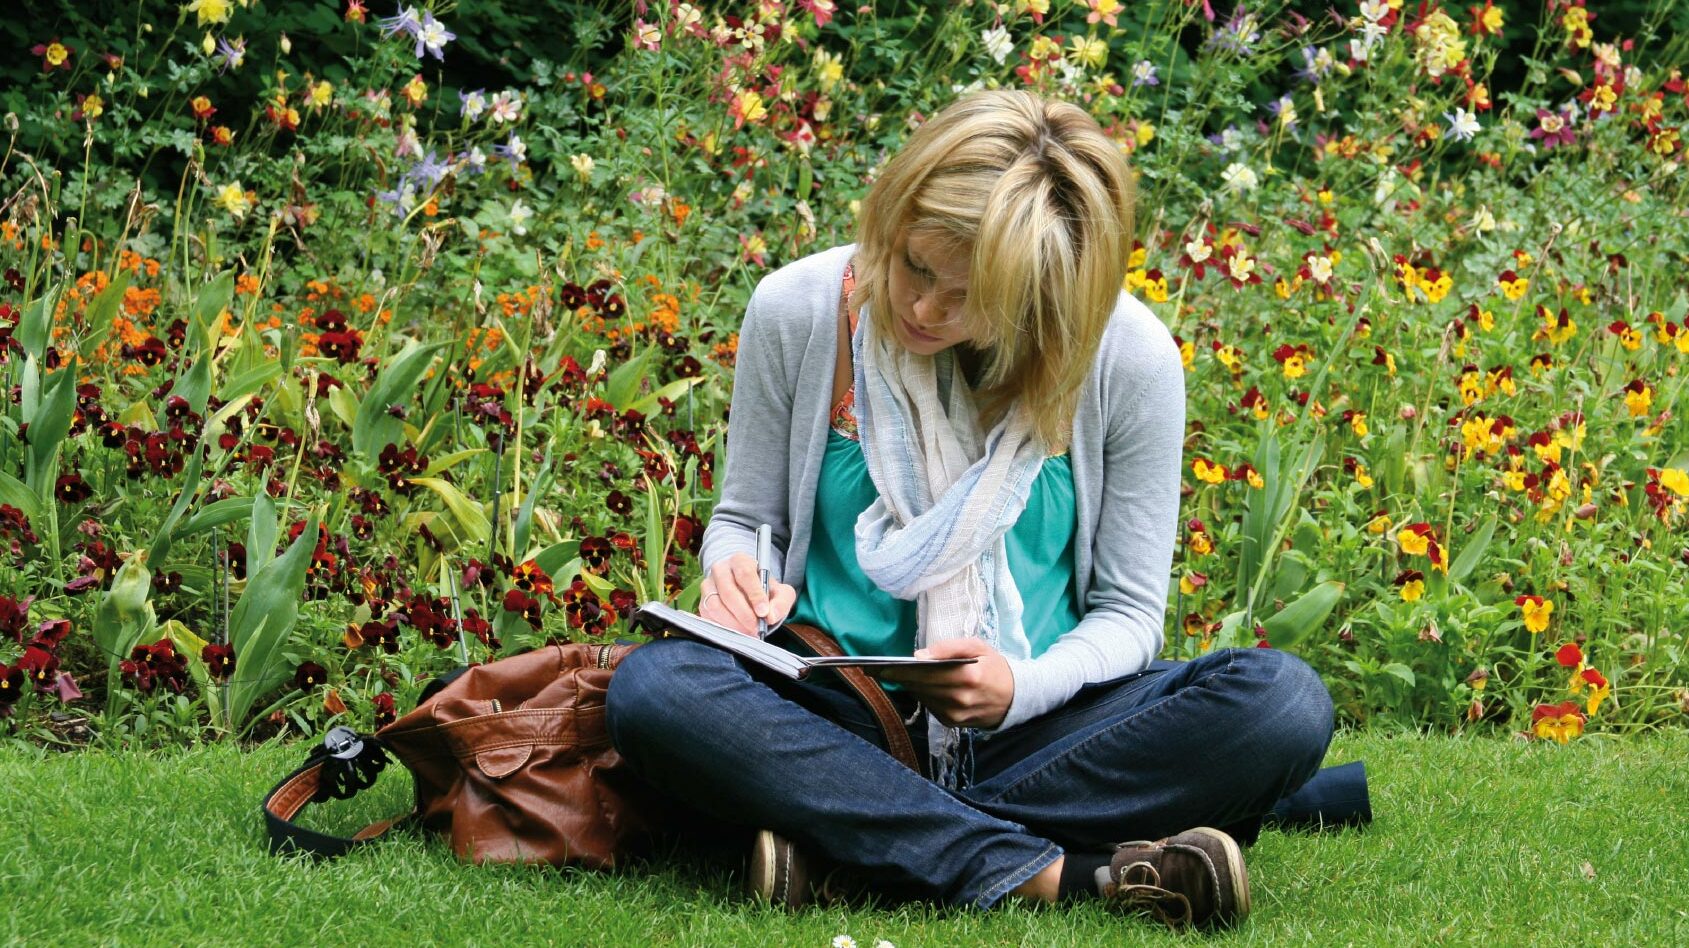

{"left": 1112, "top": 860, "right": 1195, "bottom": 929}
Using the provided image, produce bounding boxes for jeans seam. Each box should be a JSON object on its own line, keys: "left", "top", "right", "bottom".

{"left": 973, "top": 650, "right": 1241, "bottom": 806}
{"left": 974, "top": 841, "right": 1063, "bottom": 909}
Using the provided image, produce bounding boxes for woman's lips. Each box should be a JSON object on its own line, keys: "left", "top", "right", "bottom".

{"left": 902, "top": 317, "right": 941, "bottom": 342}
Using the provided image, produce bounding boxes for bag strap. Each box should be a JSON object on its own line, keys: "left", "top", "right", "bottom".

{"left": 262, "top": 727, "right": 414, "bottom": 859}
{"left": 782, "top": 623, "right": 922, "bottom": 774}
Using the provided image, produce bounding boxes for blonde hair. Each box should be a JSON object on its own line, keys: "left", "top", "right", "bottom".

{"left": 849, "top": 88, "right": 1136, "bottom": 454}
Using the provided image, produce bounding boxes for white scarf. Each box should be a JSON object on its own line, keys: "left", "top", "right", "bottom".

{"left": 850, "top": 302, "right": 1048, "bottom": 785}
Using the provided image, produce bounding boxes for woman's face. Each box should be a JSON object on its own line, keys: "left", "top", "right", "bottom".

{"left": 886, "top": 230, "right": 978, "bottom": 356}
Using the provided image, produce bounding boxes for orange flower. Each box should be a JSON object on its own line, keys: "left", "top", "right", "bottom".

{"left": 1531, "top": 701, "right": 1585, "bottom": 743}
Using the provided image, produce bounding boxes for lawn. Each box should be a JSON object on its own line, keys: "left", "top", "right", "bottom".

{"left": 5, "top": 730, "right": 1687, "bottom": 946}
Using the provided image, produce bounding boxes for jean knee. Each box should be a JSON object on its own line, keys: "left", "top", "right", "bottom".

{"left": 605, "top": 637, "right": 731, "bottom": 754}
{"left": 1236, "top": 648, "right": 1335, "bottom": 772}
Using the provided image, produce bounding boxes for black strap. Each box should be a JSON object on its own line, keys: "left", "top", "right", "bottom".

{"left": 262, "top": 728, "right": 413, "bottom": 859}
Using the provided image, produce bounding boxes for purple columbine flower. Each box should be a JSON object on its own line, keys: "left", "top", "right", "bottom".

{"left": 407, "top": 149, "right": 450, "bottom": 188}
{"left": 1205, "top": 7, "right": 1261, "bottom": 58}
{"left": 459, "top": 88, "right": 487, "bottom": 121}
{"left": 493, "top": 133, "right": 526, "bottom": 170}
{"left": 1131, "top": 59, "right": 1159, "bottom": 87}
{"left": 416, "top": 12, "right": 455, "bottom": 60}
{"left": 374, "top": 182, "right": 418, "bottom": 218}
{"left": 378, "top": 5, "right": 423, "bottom": 41}
{"left": 216, "top": 36, "right": 247, "bottom": 73}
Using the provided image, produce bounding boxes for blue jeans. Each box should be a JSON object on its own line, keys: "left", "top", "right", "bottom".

{"left": 605, "top": 635, "right": 1334, "bottom": 909}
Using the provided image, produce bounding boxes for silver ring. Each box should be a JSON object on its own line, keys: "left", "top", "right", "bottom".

{"left": 703, "top": 591, "right": 722, "bottom": 606}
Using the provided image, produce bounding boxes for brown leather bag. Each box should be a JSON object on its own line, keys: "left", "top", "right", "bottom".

{"left": 263, "top": 642, "right": 655, "bottom": 868}
{"left": 262, "top": 628, "right": 918, "bottom": 869}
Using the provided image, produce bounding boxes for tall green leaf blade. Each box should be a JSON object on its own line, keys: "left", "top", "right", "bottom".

{"left": 1260, "top": 580, "right": 1345, "bottom": 650}
{"left": 410, "top": 476, "right": 491, "bottom": 543}
{"left": 353, "top": 341, "right": 447, "bottom": 455}
{"left": 190, "top": 272, "right": 235, "bottom": 353}
{"left": 247, "top": 491, "right": 278, "bottom": 580}
{"left": 605, "top": 346, "right": 655, "bottom": 412}
{"left": 25, "top": 366, "right": 79, "bottom": 495}
{"left": 173, "top": 497, "right": 255, "bottom": 539}
{"left": 225, "top": 509, "right": 321, "bottom": 728}
{"left": 17, "top": 286, "right": 61, "bottom": 360}
{"left": 1449, "top": 516, "right": 1498, "bottom": 585}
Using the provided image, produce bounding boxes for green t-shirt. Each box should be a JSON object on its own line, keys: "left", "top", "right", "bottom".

{"left": 788, "top": 429, "right": 1083, "bottom": 661}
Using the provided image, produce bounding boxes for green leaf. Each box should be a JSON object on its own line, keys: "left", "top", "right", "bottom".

{"left": 421, "top": 448, "right": 485, "bottom": 477}
{"left": 191, "top": 272, "right": 236, "bottom": 353}
{"left": 174, "top": 347, "right": 215, "bottom": 417}
{"left": 225, "top": 508, "right": 321, "bottom": 729}
{"left": 1260, "top": 580, "right": 1345, "bottom": 651}
{"left": 92, "top": 550, "right": 157, "bottom": 660}
{"left": 1448, "top": 516, "right": 1498, "bottom": 585}
{"left": 326, "top": 382, "right": 359, "bottom": 428}
{"left": 25, "top": 366, "right": 79, "bottom": 496}
{"left": 353, "top": 341, "right": 447, "bottom": 455}
{"left": 627, "top": 376, "right": 703, "bottom": 415}
{"left": 532, "top": 541, "right": 579, "bottom": 578}
{"left": 217, "top": 360, "right": 282, "bottom": 404}
{"left": 173, "top": 496, "right": 255, "bottom": 539}
{"left": 409, "top": 476, "right": 491, "bottom": 543}
{"left": 247, "top": 491, "right": 279, "bottom": 580}
{"left": 84, "top": 271, "right": 133, "bottom": 340}
{"left": 1382, "top": 663, "right": 1417, "bottom": 688}
{"left": 146, "top": 441, "right": 206, "bottom": 565}
{"left": 513, "top": 446, "right": 554, "bottom": 557}
{"left": 604, "top": 346, "right": 656, "bottom": 412}
{"left": 17, "top": 285, "right": 61, "bottom": 361}
{"left": 0, "top": 471, "right": 43, "bottom": 522}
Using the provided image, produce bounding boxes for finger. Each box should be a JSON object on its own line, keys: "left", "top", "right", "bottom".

{"left": 768, "top": 583, "right": 797, "bottom": 625}
{"left": 709, "top": 560, "right": 758, "bottom": 633}
{"left": 917, "top": 638, "right": 992, "bottom": 659}
{"left": 731, "top": 556, "right": 770, "bottom": 617}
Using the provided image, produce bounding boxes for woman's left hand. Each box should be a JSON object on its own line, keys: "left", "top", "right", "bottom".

{"left": 877, "top": 638, "right": 1015, "bottom": 730}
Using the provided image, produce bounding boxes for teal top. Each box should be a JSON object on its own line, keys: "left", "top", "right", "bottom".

{"left": 788, "top": 429, "right": 1084, "bottom": 662}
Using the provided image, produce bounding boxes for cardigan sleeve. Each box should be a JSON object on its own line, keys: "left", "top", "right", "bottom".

{"left": 698, "top": 284, "right": 796, "bottom": 588}
{"left": 990, "top": 318, "right": 1186, "bottom": 732}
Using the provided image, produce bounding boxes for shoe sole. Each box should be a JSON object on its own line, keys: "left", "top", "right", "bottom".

{"left": 749, "top": 829, "right": 805, "bottom": 908}
{"left": 1184, "top": 826, "right": 1250, "bottom": 922}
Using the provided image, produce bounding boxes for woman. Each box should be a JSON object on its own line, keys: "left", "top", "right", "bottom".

{"left": 606, "top": 89, "right": 1338, "bottom": 930}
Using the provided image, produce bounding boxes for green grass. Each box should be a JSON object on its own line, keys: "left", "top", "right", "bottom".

{"left": 3, "top": 731, "right": 1687, "bottom": 946}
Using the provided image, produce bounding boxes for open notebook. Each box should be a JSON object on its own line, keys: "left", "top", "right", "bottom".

{"left": 632, "top": 601, "right": 976, "bottom": 680}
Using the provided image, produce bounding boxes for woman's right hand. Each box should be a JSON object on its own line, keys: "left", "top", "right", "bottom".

{"left": 701, "top": 553, "right": 797, "bottom": 637}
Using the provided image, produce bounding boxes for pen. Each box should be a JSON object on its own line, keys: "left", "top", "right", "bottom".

{"left": 754, "top": 523, "right": 772, "bottom": 638}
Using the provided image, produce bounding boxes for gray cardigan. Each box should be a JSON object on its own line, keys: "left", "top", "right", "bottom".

{"left": 699, "top": 243, "right": 1186, "bottom": 731}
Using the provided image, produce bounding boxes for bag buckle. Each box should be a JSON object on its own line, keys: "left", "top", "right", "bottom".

{"left": 323, "top": 725, "right": 365, "bottom": 761}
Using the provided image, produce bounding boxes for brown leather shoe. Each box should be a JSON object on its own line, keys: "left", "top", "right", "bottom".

{"left": 1098, "top": 827, "right": 1250, "bottom": 929}
{"left": 748, "top": 829, "right": 813, "bottom": 908}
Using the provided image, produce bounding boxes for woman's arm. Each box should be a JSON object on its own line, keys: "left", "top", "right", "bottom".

{"left": 698, "top": 285, "right": 800, "bottom": 633}
{"left": 992, "top": 319, "right": 1187, "bottom": 730}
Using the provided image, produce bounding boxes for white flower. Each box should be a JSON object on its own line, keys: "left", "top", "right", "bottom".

{"left": 460, "top": 89, "right": 486, "bottom": 120}
{"left": 588, "top": 348, "right": 607, "bottom": 376}
{"left": 981, "top": 25, "right": 1012, "bottom": 65}
{"left": 674, "top": 3, "right": 702, "bottom": 31}
{"left": 831, "top": 938, "right": 857, "bottom": 948}
{"left": 1358, "top": 0, "right": 1390, "bottom": 22}
{"left": 1349, "top": 38, "right": 1371, "bottom": 63}
{"left": 570, "top": 153, "right": 595, "bottom": 182}
{"left": 509, "top": 199, "right": 532, "bottom": 236}
{"left": 1220, "top": 162, "right": 1258, "bottom": 194}
{"left": 489, "top": 90, "right": 522, "bottom": 123}
{"left": 1133, "top": 59, "right": 1159, "bottom": 86}
{"left": 873, "top": 941, "right": 896, "bottom": 948}
{"left": 465, "top": 146, "right": 487, "bottom": 172}
{"left": 1444, "top": 107, "right": 1481, "bottom": 142}
{"left": 1471, "top": 205, "right": 1496, "bottom": 233}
